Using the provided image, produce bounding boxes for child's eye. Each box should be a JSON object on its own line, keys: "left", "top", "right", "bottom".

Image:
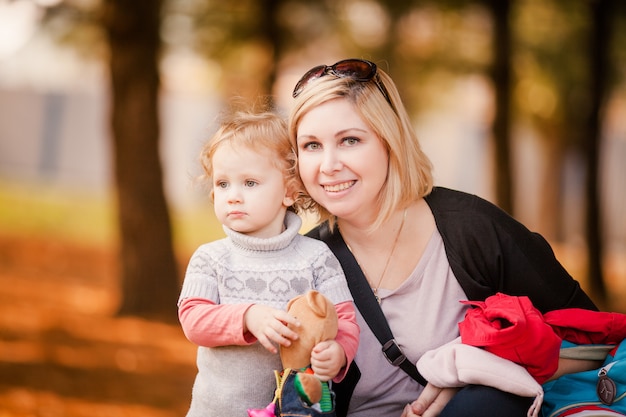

{"left": 245, "top": 180, "right": 258, "bottom": 187}
{"left": 216, "top": 181, "right": 228, "bottom": 189}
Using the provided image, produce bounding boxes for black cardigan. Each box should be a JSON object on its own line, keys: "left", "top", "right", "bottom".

{"left": 422, "top": 187, "right": 596, "bottom": 313}
{"left": 307, "top": 186, "right": 597, "bottom": 416}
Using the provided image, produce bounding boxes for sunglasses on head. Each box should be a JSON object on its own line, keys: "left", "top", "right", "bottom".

{"left": 292, "top": 59, "right": 393, "bottom": 108}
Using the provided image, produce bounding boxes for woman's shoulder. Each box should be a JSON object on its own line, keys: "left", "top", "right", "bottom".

{"left": 425, "top": 187, "right": 500, "bottom": 213}
{"left": 426, "top": 187, "right": 516, "bottom": 224}
{"left": 425, "top": 186, "right": 530, "bottom": 240}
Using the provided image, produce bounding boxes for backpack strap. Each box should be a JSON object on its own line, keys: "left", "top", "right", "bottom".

{"left": 319, "top": 223, "right": 427, "bottom": 386}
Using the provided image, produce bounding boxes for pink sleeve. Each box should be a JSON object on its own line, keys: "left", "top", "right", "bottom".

{"left": 178, "top": 297, "right": 257, "bottom": 347}
{"left": 333, "top": 301, "right": 360, "bottom": 382}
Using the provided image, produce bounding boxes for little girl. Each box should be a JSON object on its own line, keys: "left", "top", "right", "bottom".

{"left": 178, "top": 110, "right": 359, "bottom": 416}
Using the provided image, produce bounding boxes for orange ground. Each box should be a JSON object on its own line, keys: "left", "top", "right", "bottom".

{"left": 0, "top": 235, "right": 198, "bottom": 417}
{"left": 0, "top": 234, "right": 623, "bottom": 417}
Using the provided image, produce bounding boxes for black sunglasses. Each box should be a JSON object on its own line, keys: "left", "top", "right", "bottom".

{"left": 292, "top": 59, "right": 393, "bottom": 108}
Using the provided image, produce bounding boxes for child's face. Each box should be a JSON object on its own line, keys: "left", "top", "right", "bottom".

{"left": 211, "top": 143, "right": 295, "bottom": 238}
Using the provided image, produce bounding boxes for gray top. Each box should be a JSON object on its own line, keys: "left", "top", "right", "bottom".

{"left": 180, "top": 211, "right": 353, "bottom": 416}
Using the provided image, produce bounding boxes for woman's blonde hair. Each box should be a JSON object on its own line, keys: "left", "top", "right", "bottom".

{"left": 288, "top": 64, "right": 434, "bottom": 229}
{"left": 200, "top": 110, "right": 305, "bottom": 213}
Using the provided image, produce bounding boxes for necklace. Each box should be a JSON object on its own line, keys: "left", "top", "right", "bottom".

{"left": 371, "top": 208, "right": 407, "bottom": 303}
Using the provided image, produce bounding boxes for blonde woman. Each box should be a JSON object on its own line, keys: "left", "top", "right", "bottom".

{"left": 288, "top": 59, "right": 597, "bottom": 417}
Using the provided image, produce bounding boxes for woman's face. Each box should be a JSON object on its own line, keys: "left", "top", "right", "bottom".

{"left": 296, "top": 98, "right": 389, "bottom": 222}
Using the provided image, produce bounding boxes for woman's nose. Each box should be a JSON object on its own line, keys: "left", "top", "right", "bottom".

{"left": 320, "top": 150, "right": 342, "bottom": 174}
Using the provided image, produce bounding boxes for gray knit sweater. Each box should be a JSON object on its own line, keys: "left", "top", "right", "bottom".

{"left": 180, "top": 211, "right": 353, "bottom": 416}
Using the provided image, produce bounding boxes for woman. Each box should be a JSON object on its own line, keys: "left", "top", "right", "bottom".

{"left": 287, "top": 59, "right": 597, "bottom": 417}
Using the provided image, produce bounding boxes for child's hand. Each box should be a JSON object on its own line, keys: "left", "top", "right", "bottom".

{"left": 310, "top": 340, "right": 346, "bottom": 382}
{"left": 244, "top": 304, "right": 300, "bottom": 354}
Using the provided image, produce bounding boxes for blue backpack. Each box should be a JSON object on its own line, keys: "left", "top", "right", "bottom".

{"left": 542, "top": 339, "right": 626, "bottom": 417}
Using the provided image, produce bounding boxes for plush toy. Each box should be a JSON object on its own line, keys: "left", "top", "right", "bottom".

{"left": 281, "top": 290, "right": 338, "bottom": 409}
{"left": 248, "top": 290, "right": 338, "bottom": 416}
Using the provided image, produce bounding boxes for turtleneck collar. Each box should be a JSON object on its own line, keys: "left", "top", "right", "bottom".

{"left": 223, "top": 211, "right": 302, "bottom": 252}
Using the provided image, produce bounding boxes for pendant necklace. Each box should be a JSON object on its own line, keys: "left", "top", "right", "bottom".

{"left": 372, "top": 208, "right": 407, "bottom": 303}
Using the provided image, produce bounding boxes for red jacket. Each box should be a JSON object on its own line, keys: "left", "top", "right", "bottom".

{"left": 459, "top": 293, "right": 561, "bottom": 383}
{"left": 458, "top": 293, "right": 626, "bottom": 384}
{"left": 544, "top": 308, "right": 626, "bottom": 345}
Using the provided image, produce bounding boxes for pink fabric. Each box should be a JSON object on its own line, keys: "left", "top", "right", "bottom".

{"left": 458, "top": 293, "right": 561, "bottom": 383}
{"left": 416, "top": 338, "right": 543, "bottom": 417}
{"left": 178, "top": 297, "right": 255, "bottom": 346}
{"left": 331, "top": 301, "right": 359, "bottom": 381}
{"left": 178, "top": 297, "right": 359, "bottom": 382}
{"left": 544, "top": 308, "right": 626, "bottom": 345}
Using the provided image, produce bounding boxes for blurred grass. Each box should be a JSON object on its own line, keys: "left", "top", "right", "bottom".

{"left": 0, "top": 180, "right": 225, "bottom": 257}
{"left": 0, "top": 181, "right": 116, "bottom": 247}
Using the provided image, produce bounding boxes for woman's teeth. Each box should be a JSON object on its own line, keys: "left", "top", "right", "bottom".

{"left": 323, "top": 181, "right": 355, "bottom": 192}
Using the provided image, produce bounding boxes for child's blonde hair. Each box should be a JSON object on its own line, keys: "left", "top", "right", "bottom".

{"left": 199, "top": 110, "right": 305, "bottom": 213}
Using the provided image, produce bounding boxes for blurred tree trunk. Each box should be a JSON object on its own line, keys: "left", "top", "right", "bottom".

{"left": 486, "top": 0, "right": 514, "bottom": 215}
{"left": 103, "top": 0, "right": 180, "bottom": 322}
{"left": 584, "top": 0, "right": 609, "bottom": 304}
{"left": 258, "top": 0, "right": 282, "bottom": 107}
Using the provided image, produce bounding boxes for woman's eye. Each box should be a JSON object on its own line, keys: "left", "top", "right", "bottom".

{"left": 343, "top": 136, "right": 360, "bottom": 146}
{"left": 302, "top": 142, "right": 321, "bottom": 151}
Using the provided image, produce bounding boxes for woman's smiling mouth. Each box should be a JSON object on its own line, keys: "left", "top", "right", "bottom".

{"left": 323, "top": 181, "right": 356, "bottom": 192}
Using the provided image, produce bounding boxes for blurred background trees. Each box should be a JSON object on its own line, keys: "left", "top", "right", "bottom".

{"left": 1, "top": 0, "right": 625, "bottom": 317}
{"left": 102, "top": 0, "right": 179, "bottom": 321}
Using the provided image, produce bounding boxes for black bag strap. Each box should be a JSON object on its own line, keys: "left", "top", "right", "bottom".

{"left": 320, "top": 224, "right": 427, "bottom": 386}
